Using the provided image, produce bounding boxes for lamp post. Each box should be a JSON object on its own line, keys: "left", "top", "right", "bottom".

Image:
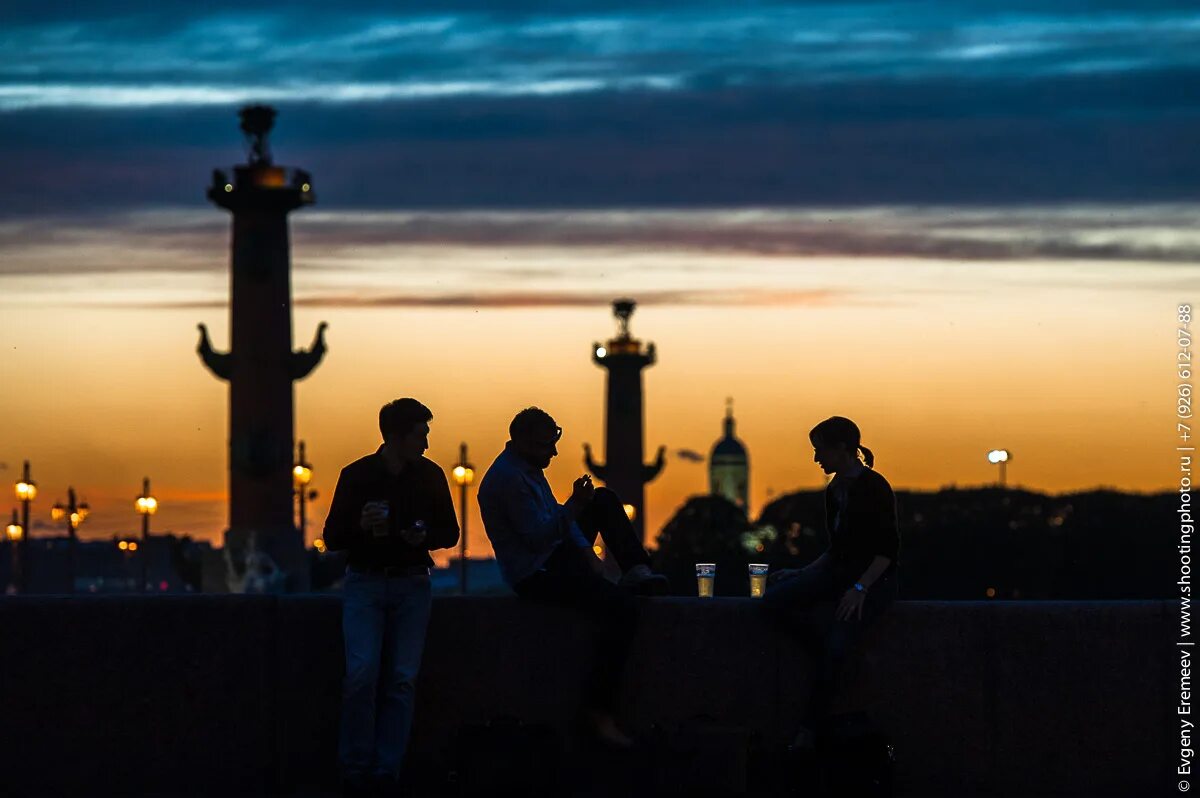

{"left": 6, "top": 509, "right": 23, "bottom": 594}
{"left": 451, "top": 443, "right": 475, "bottom": 595}
{"left": 987, "top": 449, "right": 1010, "bottom": 488}
{"left": 51, "top": 488, "right": 88, "bottom": 592}
{"left": 293, "top": 440, "right": 317, "bottom": 542}
{"left": 136, "top": 478, "right": 158, "bottom": 593}
{"left": 14, "top": 461, "right": 36, "bottom": 593}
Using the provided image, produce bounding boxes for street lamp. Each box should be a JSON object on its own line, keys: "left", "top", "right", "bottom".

{"left": 136, "top": 477, "right": 158, "bottom": 593}
{"left": 451, "top": 443, "right": 475, "bottom": 595}
{"left": 987, "top": 449, "right": 1011, "bottom": 488}
{"left": 51, "top": 488, "right": 88, "bottom": 592}
{"left": 6, "top": 509, "right": 23, "bottom": 594}
{"left": 13, "top": 461, "right": 36, "bottom": 593}
{"left": 293, "top": 440, "right": 317, "bottom": 542}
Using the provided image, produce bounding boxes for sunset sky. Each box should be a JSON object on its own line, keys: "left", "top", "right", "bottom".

{"left": 1, "top": 1, "right": 1196, "bottom": 561}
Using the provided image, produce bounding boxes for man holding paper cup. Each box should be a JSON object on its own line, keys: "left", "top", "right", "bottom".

{"left": 323, "top": 398, "right": 460, "bottom": 796}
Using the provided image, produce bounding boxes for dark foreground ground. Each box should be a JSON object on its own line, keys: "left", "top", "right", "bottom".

{"left": 0, "top": 596, "right": 1171, "bottom": 797}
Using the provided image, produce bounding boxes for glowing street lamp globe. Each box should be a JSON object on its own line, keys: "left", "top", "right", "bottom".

{"left": 6, "top": 517, "right": 22, "bottom": 543}
{"left": 15, "top": 481, "right": 36, "bottom": 502}
{"left": 136, "top": 496, "right": 158, "bottom": 515}
{"left": 452, "top": 464, "right": 475, "bottom": 487}
{"left": 293, "top": 463, "right": 313, "bottom": 488}
{"left": 987, "top": 449, "right": 1011, "bottom": 488}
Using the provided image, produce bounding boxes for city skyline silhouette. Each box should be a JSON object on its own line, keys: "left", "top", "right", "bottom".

{"left": 0, "top": 1, "right": 1193, "bottom": 560}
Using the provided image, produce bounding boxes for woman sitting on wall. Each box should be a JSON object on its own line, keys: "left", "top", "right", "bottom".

{"left": 763, "top": 415, "right": 901, "bottom": 745}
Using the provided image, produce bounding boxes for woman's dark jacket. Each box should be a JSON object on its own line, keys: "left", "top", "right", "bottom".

{"left": 826, "top": 468, "right": 900, "bottom": 582}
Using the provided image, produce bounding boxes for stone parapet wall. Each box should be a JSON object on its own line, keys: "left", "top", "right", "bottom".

{"left": 0, "top": 597, "right": 1170, "bottom": 795}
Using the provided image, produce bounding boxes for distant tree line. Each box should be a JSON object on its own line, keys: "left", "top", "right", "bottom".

{"left": 651, "top": 487, "right": 1174, "bottom": 599}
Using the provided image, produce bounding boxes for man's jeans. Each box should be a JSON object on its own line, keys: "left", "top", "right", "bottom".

{"left": 762, "top": 557, "right": 897, "bottom": 726}
{"left": 339, "top": 568, "right": 433, "bottom": 782}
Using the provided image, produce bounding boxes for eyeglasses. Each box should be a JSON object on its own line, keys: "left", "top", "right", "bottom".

{"left": 533, "top": 426, "right": 563, "bottom": 447}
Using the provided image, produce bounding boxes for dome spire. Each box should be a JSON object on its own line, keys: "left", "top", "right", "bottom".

{"left": 710, "top": 398, "right": 749, "bottom": 514}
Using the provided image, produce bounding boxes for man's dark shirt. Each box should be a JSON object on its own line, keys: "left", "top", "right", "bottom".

{"left": 323, "top": 447, "right": 459, "bottom": 569}
{"left": 825, "top": 467, "right": 901, "bottom": 581}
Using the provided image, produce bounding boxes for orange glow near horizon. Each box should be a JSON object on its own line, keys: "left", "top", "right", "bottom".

{"left": 0, "top": 209, "right": 1190, "bottom": 566}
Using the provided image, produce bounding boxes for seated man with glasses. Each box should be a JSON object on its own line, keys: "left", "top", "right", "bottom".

{"left": 477, "top": 406, "right": 668, "bottom": 747}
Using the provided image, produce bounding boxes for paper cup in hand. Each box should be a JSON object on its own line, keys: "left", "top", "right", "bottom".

{"left": 370, "top": 502, "right": 390, "bottom": 538}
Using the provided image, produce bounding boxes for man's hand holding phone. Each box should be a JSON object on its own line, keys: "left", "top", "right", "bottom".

{"left": 399, "top": 520, "right": 427, "bottom": 546}
{"left": 573, "top": 473, "right": 595, "bottom": 503}
{"left": 567, "top": 473, "right": 595, "bottom": 519}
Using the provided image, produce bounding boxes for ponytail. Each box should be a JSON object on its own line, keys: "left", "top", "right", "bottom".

{"left": 858, "top": 444, "right": 875, "bottom": 469}
{"left": 811, "top": 416, "right": 877, "bottom": 468}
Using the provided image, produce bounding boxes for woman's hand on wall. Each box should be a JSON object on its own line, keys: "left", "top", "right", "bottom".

{"left": 836, "top": 588, "right": 867, "bottom": 621}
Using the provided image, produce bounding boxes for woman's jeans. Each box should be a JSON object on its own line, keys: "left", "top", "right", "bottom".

{"left": 339, "top": 568, "right": 433, "bottom": 782}
{"left": 762, "top": 557, "right": 898, "bottom": 726}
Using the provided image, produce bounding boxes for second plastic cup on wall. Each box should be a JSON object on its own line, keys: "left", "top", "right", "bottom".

{"left": 748, "top": 563, "right": 769, "bottom": 597}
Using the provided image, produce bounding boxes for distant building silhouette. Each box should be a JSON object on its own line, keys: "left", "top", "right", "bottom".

{"left": 196, "top": 105, "right": 327, "bottom": 592}
{"left": 709, "top": 398, "right": 749, "bottom": 514}
{"left": 584, "top": 299, "right": 665, "bottom": 544}
{"left": 3, "top": 534, "right": 209, "bottom": 594}
{"left": 431, "top": 558, "right": 507, "bottom": 596}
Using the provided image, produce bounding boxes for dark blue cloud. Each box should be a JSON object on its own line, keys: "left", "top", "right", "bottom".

{"left": 1, "top": 2, "right": 1198, "bottom": 210}
{"left": 5, "top": 1, "right": 1200, "bottom": 109}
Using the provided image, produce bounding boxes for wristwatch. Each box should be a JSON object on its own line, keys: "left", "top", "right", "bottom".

{"left": 853, "top": 582, "right": 867, "bottom": 593}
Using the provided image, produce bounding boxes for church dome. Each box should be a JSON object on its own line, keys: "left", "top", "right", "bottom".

{"left": 712, "top": 434, "right": 747, "bottom": 460}
{"left": 709, "top": 399, "right": 750, "bottom": 513}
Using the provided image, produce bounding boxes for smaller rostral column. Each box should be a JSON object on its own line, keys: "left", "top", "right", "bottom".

{"left": 584, "top": 299, "right": 666, "bottom": 544}
{"left": 197, "top": 105, "right": 327, "bottom": 592}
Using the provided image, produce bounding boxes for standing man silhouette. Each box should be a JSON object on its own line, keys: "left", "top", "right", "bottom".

{"left": 323, "top": 398, "right": 460, "bottom": 796}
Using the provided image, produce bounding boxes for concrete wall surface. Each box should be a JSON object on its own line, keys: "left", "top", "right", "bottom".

{"left": 0, "top": 597, "right": 1173, "bottom": 796}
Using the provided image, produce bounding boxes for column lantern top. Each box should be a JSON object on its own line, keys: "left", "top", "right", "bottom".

{"left": 208, "top": 105, "right": 315, "bottom": 210}
{"left": 593, "top": 297, "right": 655, "bottom": 364}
